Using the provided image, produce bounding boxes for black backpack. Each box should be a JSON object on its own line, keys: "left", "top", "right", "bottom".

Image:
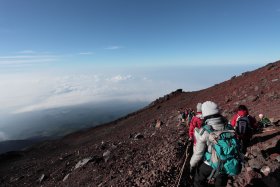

{"left": 235, "top": 115, "right": 251, "bottom": 135}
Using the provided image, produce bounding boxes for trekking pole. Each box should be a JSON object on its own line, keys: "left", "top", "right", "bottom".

{"left": 175, "top": 141, "right": 192, "bottom": 187}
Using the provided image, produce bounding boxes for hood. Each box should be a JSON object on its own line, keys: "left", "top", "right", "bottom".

{"left": 196, "top": 112, "right": 203, "bottom": 119}
{"left": 238, "top": 110, "right": 248, "bottom": 117}
{"left": 205, "top": 117, "right": 225, "bottom": 131}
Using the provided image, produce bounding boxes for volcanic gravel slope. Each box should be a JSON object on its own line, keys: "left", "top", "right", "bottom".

{"left": 0, "top": 60, "right": 280, "bottom": 187}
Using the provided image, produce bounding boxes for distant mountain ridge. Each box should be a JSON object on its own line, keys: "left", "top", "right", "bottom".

{"left": 0, "top": 138, "right": 47, "bottom": 154}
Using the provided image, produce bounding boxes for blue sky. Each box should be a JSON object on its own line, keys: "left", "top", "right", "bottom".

{"left": 1, "top": 0, "right": 279, "bottom": 67}
{"left": 0, "top": 0, "right": 279, "bottom": 115}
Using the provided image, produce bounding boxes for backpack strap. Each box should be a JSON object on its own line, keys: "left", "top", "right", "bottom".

{"left": 199, "top": 125, "right": 213, "bottom": 136}
{"left": 211, "top": 130, "right": 235, "bottom": 137}
{"left": 246, "top": 115, "right": 254, "bottom": 129}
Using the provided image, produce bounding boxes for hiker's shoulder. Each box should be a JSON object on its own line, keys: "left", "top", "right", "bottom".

{"left": 247, "top": 115, "right": 257, "bottom": 122}
{"left": 191, "top": 115, "right": 201, "bottom": 122}
{"left": 197, "top": 125, "right": 212, "bottom": 137}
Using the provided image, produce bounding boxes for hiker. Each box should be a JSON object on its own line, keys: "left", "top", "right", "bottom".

{"left": 184, "top": 108, "right": 189, "bottom": 121}
{"left": 257, "top": 113, "right": 271, "bottom": 128}
{"left": 188, "top": 103, "right": 203, "bottom": 151}
{"left": 187, "top": 108, "right": 195, "bottom": 126}
{"left": 155, "top": 119, "right": 162, "bottom": 128}
{"left": 177, "top": 109, "right": 185, "bottom": 126}
{"left": 230, "top": 105, "right": 257, "bottom": 154}
{"left": 182, "top": 109, "right": 187, "bottom": 123}
{"left": 189, "top": 101, "right": 240, "bottom": 187}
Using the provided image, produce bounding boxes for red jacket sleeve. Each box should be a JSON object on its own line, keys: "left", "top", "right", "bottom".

{"left": 231, "top": 114, "right": 238, "bottom": 127}
{"left": 189, "top": 117, "right": 196, "bottom": 139}
{"left": 189, "top": 116, "right": 203, "bottom": 139}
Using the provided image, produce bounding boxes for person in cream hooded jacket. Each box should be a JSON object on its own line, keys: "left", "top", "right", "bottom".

{"left": 189, "top": 101, "right": 229, "bottom": 187}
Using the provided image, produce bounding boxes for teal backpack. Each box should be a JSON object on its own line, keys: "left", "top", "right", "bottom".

{"left": 201, "top": 124, "right": 242, "bottom": 179}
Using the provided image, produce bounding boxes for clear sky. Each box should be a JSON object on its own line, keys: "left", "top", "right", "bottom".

{"left": 0, "top": 0, "right": 279, "bottom": 115}
{"left": 1, "top": 0, "right": 280, "bottom": 67}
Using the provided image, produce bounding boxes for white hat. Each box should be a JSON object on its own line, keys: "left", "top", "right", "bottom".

{"left": 259, "top": 114, "right": 264, "bottom": 118}
{"left": 196, "top": 103, "right": 202, "bottom": 112}
{"left": 202, "top": 101, "right": 219, "bottom": 117}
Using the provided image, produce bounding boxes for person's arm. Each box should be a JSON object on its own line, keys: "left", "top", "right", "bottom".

{"left": 189, "top": 118, "right": 195, "bottom": 139}
{"left": 190, "top": 130, "right": 207, "bottom": 168}
{"left": 231, "top": 115, "right": 237, "bottom": 128}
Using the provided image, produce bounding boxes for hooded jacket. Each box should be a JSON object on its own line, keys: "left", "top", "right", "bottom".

{"left": 230, "top": 110, "right": 257, "bottom": 130}
{"left": 190, "top": 116, "right": 226, "bottom": 168}
{"left": 188, "top": 112, "right": 203, "bottom": 144}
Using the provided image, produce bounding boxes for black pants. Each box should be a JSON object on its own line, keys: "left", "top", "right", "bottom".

{"left": 240, "top": 137, "right": 251, "bottom": 154}
{"left": 194, "top": 163, "right": 228, "bottom": 187}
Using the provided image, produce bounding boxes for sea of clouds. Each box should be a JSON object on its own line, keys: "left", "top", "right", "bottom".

{"left": 0, "top": 73, "right": 165, "bottom": 114}
{"left": 0, "top": 64, "right": 258, "bottom": 141}
{"left": 0, "top": 64, "right": 258, "bottom": 115}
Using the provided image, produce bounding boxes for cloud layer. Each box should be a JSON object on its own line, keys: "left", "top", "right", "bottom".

{"left": 0, "top": 131, "right": 8, "bottom": 141}
{"left": 0, "top": 72, "right": 166, "bottom": 114}
{"left": 0, "top": 64, "right": 254, "bottom": 115}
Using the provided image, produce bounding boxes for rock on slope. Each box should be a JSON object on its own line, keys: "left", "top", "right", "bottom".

{"left": 0, "top": 60, "right": 280, "bottom": 187}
